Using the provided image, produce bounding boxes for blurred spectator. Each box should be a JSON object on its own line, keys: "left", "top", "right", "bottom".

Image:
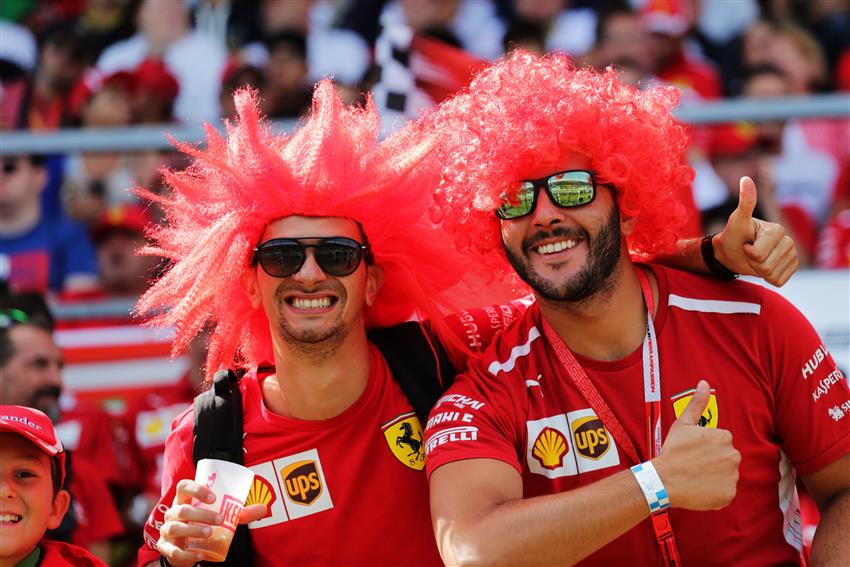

{"left": 220, "top": 62, "right": 265, "bottom": 121}
{"left": 378, "top": 0, "right": 505, "bottom": 60}
{"left": 75, "top": 0, "right": 137, "bottom": 61}
{"left": 62, "top": 72, "right": 136, "bottom": 225}
{"left": 768, "top": 22, "right": 829, "bottom": 94}
{"left": 20, "top": 21, "right": 91, "bottom": 130}
{"left": 816, "top": 209, "right": 850, "bottom": 268}
{"left": 131, "top": 58, "right": 180, "bottom": 124}
{"left": 90, "top": 203, "right": 161, "bottom": 297}
{"left": 641, "top": 0, "right": 722, "bottom": 100}
{"left": 0, "top": 20, "right": 37, "bottom": 129}
{"left": 0, "top": 154, "right": 99, "bottom": 294}
{"left": 237, "top": 0, "right": 371, "bottom": 89}
{"left": 584, "top": 5, "right": 656, "bottom": 88}
{"left": 502, "top": 16, "right": 546, "bottom": 55}
{"left": 743, "top": 18, "right": 776, "bottom": 69}
{"left": 692, "top": 0, "right": 758, "bottom": 95}
{"left": 96, "top": 0, "right": 226, "bottom": 124}
{"left": 261, "top": 29, "right": 312, "bottom": 119}
{"left": 0, "top": 291, "right": 124, "bottom": 561}
{"left": 511, "top": 0, "right": 597, "bottom": 57}
{"left": 61, "top": 62, "right": 176, "bottom": 226}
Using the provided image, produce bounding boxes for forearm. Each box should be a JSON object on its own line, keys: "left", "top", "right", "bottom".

{"left": 439, "top": 469, "right": 648, "bottom": 566}
{"left": 809, "top": 488, "right": 850, "bottom": 567}
{"left": 650, "top": 237, "right": 710, "bottom": 275}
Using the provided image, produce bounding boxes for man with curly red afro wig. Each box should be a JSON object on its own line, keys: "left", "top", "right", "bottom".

{"left": 424, "top": 51, "right": 850, "bottom": 566}
{"left": 137, "top": 80, "right": 498, "bottom": 567}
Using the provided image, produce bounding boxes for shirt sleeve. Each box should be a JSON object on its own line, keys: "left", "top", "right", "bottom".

{"left": 424, "top": 359, "right": 525, "bottom": 478}
{"left": 441, "top": 297, "right": 533, "bottom": 371}
{"left": 137, "top": 407, "right": 196, "bottom": 566}
{"left": 760, "top": 288, "right": 850, "bottom": 476}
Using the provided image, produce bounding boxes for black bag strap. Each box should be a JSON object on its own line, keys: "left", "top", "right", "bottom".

{"left": 192, "top": 369, "right": 253, "bottom": 566}
{"left": 368, "top": 321, "right": 455, "bottom": 423}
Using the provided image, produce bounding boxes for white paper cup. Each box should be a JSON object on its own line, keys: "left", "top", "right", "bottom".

{"left": 186, "top": 458, "right": 255, "bottom": 562}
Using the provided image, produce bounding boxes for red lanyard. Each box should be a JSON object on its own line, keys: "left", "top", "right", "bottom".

{"left": 541, "top": 268, "right": 682, "bottom": 566}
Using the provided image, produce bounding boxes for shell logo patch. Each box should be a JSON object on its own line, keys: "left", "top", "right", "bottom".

{"left": 571, "top": 416, "right": 610, "bottom": 460}
{"left": 671, "top": 388, "right": 719, "bottom": 428}
{"left": 531, "top": 427, "right": 569, "bottom": 469}
{"left": 245, "top": 475, "right": 276, "bottom": 520}
{"left": 382, "top": 412, "right": 425, "bottom": 470}
{"left": 281, "top": 460, "right": 323, "bottom": 505}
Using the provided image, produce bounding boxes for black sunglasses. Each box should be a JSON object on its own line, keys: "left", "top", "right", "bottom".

{"left": 252, "top": 237, "right": 370, "bottom": 278}
{"left": 2, "top": 161, "right": 19, "bottom": 174}
{"left": 496, "top": 170, "right": 597, "bottom": 220}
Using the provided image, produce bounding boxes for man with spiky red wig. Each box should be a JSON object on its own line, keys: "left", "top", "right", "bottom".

{"left": 424, "top": 51, "right": 850, "bottom": 566}
{"left": 140, "top": 71, "right": 803, "bottom": 566}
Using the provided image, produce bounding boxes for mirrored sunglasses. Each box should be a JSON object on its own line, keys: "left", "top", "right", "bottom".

{"left": 496, "top": 170, "right": 596, "bottom": 220}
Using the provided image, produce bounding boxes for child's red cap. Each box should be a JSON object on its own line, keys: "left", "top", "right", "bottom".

{"left": 0, "top": 405, "right": 66, "bottom": 486}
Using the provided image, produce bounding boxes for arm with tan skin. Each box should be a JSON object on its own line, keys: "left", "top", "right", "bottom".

{"left": 153, "top": 479, "right": 267, "bottom": 567}
{"left": 804, "top": 452, "right": 850, "bottom": 567}
{"left": 430, "top": 382, "right": 741, "bottom": 567}
{"left": 656, "top": 176, "right": 798, "bottom": 286}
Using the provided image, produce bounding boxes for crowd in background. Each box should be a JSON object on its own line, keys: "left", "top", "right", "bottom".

{"left": 0, "top": 1, "right": 848, "bottom": 565}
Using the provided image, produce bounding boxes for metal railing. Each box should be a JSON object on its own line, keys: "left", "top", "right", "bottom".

{"left": 1, "top": 94, "right": 848, "bottom": 155}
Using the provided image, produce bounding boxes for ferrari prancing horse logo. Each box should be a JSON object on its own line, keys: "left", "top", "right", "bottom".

{"left": 383, "top": 412, "right": 425, "bottom": 470}
{"left": 671, "top": 387, "right": 719, "bottom": 428}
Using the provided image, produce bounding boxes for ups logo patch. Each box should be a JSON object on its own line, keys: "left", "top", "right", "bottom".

{"left": 571, "top": 416, "right": 610, "bottom": 460}
{"left": 281, "top": 460, "right": 323, "bottom": 505}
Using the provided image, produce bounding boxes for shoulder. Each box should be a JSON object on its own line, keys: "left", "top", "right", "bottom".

{"left": 654, "top": 264, "right": 775, "bottom": 314}
{"left": 41, "top": 540, "right": 108, "bottom": 566}
{"left": 450, "top": 305, "right": 542, "bottom": 392}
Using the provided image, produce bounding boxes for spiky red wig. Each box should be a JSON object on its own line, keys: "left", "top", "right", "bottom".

{"left": 136, "top": 81, "right": 478, "bottom": 378}
{"left": 427, "top": 51, "right": 694, "bottom": 279}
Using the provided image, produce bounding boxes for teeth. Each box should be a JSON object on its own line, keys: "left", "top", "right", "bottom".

{"left": 537, "top": 240, "right": 577, "bottom": 255}
{"left": 292, "top": 297, "right": 332, "bottom": 310}
{"left": 0, "top": 514, "right": 21, "bottom": 522}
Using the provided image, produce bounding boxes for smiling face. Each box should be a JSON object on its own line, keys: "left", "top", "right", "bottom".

{"left": 499, "top": 154, "right": 630, "bottom": 304}
{"left": 241, "top": 216, "right": 382, "bottom": 356}
{"left": 0, "top": 433, "right": 70, "bottom": 566}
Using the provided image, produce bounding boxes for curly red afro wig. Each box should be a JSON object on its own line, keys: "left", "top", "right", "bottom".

{"left": 136, "top": 80, "right": 478, "bottom": 378}
{"left": 427, "top": 51, "right": 694, "bottom": 279}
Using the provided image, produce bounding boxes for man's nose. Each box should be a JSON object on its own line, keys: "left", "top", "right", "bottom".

{"left": 292, "top": 250, "right": 327, "bottom": 284}
{"left": 531, "top": 189, "right": 564, "bottom": 228}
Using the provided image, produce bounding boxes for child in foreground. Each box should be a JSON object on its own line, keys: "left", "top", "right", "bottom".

{"left": 0, "top": 405, "right": 105, "bottom": 567}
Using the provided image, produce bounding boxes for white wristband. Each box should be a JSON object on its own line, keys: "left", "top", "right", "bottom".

{"left": 631, "top": 461, "right": 670, "bottom": 513}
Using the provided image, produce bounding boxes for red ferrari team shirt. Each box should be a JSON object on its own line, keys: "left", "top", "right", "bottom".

{"left": 139, "top": 344, "right": 442, "bottom": 567}
{"left": 426, "top": 265, "right": 850, "bottom": 567}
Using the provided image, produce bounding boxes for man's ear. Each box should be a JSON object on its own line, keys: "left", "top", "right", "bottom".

{"left": 47, "top": 489, "right": 71, "bottom": 530}
{"left": 620, "top": 212, "right": 637, "bottom": 236}
{"left": 365, "top": 264, "right": 384, "bottom": 307}
{"left": 239, "top": 267, "right": 262, "bottom": 309}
